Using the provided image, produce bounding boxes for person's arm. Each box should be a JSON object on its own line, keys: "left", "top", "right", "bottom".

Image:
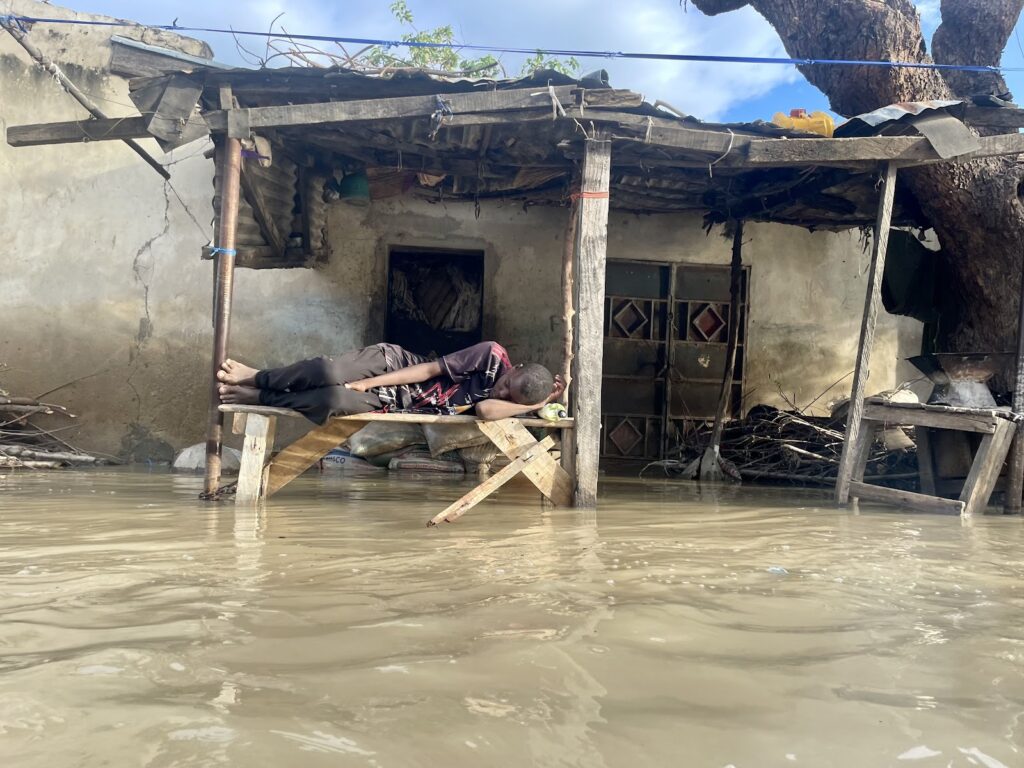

{"left": 475, "top": 398, "right": 546, "bottom": 420}
{"left": 475, "top": 375, "right": 565, "bottom": 420}
{"left": 345, "top": 360, "right": 443, "bottom": 392}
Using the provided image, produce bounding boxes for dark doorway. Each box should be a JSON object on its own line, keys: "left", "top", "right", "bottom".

{"left": 386, "top": 248, "right": 484, "bottom": 358}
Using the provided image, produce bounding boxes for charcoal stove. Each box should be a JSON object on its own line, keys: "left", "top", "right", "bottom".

{"left": 907, "top": 353, "right": 1014, "bottom": 408}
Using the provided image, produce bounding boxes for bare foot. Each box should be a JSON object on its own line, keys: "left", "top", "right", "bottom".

{"left": 218, "top": 384, "right": 261, "bottom": 405}
{"left": 217, "top": 359, "right": 259, "bottom": 386}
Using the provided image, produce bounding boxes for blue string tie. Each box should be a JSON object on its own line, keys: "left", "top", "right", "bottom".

{"left": 208, "top": 247, "right": 237, "bottom": 257}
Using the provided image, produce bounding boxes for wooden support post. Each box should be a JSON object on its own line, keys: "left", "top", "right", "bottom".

{"left": 235, "top": 414, "right": 276, "bottom": 502}
{"left": 202, "top": 90, "right": 243, "bottom": 497}
{"left": 849, "top": 422, "right": 881, "bottom": 486}
{"left": 962, "top": 419, "right": 1016, "bottom": 516}
{"left": 572, "top": 130, "right": 612, "bottom": 508}
{"left": 700, "top": 220, "right": 744, "bottom": 480}
{"left": 836, "top": 163, "right": 898, "bottom": 505}
{"left": 1005, "top": 257, "right": 1024, "bottom": 512}
{"left": 915, "top": 427, "right": 938, "bottom": 497}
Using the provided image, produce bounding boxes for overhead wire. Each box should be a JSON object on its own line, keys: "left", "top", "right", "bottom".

{"left": 0, "top": 13, "right": 1015, "bottom": 74}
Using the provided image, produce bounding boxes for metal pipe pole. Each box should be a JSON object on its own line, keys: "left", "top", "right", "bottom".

{"left": 202, "top": 136, "right": 242, "bottom": 497}
{"left": 560, "top": 190, "right": 579, "bottom": 409}
{"left": 1004, "top": 264, "right": 1024, "bottom": 513}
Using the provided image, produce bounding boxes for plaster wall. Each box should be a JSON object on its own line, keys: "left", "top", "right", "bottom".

{"left": 331, "top": 197, "right": 922, "bottom": 421}
{"left": 0, "top": 1, "right": 922, "bottom": 460}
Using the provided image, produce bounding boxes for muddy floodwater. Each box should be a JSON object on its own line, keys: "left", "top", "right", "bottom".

{"left": 1, "top": 469, "right": 1023, "bottom": 767}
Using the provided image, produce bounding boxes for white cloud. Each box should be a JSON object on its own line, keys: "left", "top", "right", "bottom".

{"left": 914, "top": 0, "right": 941, "bottom": 29}
{"left": 57, "top": 0, "right": 802, "bottom": 121}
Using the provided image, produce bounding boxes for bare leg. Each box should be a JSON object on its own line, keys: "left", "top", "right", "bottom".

{"left": 217, "top": 359, "right": 260, "bottom": 386}
{"left": 219, "top": 384, "right": 261, "bottom": 405}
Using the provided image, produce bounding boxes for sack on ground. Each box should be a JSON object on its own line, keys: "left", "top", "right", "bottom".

{"left": 458, "top": 443, "right": 500, "bottom": 471}
{"left": 346, "top": 422, "right": 425, "bottom": 457}
{"left": 389, "top": 452, "right": 465, "bottom": 473}
{"left": 423, "top": 423, "right": 489, "bottom": 458}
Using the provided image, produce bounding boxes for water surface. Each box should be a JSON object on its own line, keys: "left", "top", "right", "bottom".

{"left": 1, "top": 468, "right": 1022, "bottom": 767}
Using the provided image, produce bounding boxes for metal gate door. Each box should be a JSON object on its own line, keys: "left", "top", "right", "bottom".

{"left": 601, "top": 260, "right": 749, "bottom": 463}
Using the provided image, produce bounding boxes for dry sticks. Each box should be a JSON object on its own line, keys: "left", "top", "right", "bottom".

{"left": 646, "top": 405, "right": 917, "bottom": 487}
{"left": 0, "top": 390, "right": 103, "bottom": 470}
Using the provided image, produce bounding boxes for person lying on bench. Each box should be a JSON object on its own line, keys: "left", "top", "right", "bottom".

{"left": 217, "top": 341, "right": 564, "bottom": 424}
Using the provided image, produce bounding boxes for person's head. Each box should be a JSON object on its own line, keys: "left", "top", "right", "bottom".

{"left": 494, "top": 363, "right": 554, "bottom": 405}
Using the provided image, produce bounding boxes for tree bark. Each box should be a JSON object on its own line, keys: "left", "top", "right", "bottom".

{"left": 932, "top": 0, "right": 1023, "bottom": 97}
{"left": 690, "top": 0, "right": 1024, "bottom": 355}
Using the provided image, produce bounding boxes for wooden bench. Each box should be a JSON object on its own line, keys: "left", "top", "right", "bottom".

{"left": 218, "top": 404, "right": 576, "bottom": 525}
{"left": 846, "top": 400, "right": 1019, "bottom": 516}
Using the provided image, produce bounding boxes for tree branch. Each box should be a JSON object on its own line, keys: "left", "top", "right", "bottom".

{"left": 932, "top": 0, "right": 1024, "bottom": 97}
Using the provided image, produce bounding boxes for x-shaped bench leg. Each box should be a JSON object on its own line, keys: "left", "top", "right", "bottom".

{"left": 263, "top": 419, "right": 366, "bottom": 498}
{"left": 427, "top": 418, "right": 575, "bottom": 526}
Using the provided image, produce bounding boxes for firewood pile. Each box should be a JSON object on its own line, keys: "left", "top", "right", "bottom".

{"left": 0, "top": 388, "right": 105, "bottom": 470}
{"left": 648, "top": 404, "right": 917, "bottom": 487}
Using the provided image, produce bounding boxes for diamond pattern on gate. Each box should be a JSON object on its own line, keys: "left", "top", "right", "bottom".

{"left": 690, "top": 303, "right": 726, "bottom": 342}
{"left": 612, "top": 299, "right": 649, "bottom": 339}
{"left": 607, "top": 417, "right": 644, "bottom": 455}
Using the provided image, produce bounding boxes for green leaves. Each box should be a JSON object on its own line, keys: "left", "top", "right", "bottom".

{"left": 361, "top": 2, "right": 577, "bottom": 78}
{"left": 520, "top": 51, "right": 580, "bottom": 77}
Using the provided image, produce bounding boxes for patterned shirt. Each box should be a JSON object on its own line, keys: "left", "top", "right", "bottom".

{"left": 376, "top": 341, "right": 512, "bottom": 413}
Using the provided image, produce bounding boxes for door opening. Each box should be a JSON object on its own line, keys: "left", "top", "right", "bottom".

{"left": 386, "top": 248, "right": 484, "bottom": 358}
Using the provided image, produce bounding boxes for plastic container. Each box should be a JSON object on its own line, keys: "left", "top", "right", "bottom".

{"left": 771, "top": 109, "right": 835, "bottom": 138}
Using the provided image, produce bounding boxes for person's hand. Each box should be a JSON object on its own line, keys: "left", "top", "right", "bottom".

{"left": 545, "top": 374, "right": 566, "bottom": 404}
{"left": 345, "top": 380, "right": 370, "bottom": 393}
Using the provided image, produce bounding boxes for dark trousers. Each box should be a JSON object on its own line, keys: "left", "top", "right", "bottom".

{"left": 254, "top": 345, "right": 387, "bottom": 424}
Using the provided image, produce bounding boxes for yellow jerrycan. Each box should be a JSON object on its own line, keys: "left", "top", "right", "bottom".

{"left": 771, "top": 108, "right": 836, "bottom": 138}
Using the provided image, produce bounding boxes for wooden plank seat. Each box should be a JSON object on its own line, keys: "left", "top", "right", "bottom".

{"left": 218, "top": 404, "right": 575, "bottom": 524}
{"left": 847, "top": 400, "right": 1020, "bottom": 516}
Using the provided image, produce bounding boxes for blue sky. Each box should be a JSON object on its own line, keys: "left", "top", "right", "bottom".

{"left": 43, "top": 0, "right": 1024, "bottom": 123}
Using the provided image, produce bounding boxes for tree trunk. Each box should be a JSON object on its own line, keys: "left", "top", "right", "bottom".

{"left": 691, "top": 0, "right": 1024, "bottom": 355}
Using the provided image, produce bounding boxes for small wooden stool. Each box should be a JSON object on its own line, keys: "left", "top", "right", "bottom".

{"left": 219, "top": 405, "right": 576, "bottom": 524}
{"left": 845, "top": 400, "right": 1018, "bottom": 515}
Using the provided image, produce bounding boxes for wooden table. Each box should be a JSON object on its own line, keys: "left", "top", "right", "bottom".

{"left": 846, "top": 400, "right": 1018, "bottom": 515}
{"left": 218, "top": 405, "right": 575, "bottom": 525}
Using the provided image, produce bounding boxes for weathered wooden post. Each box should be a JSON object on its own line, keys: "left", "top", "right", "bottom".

{"left": 1004, "top": 266, "right": 1024, "bottom": 513}
{"left": 202, "top": 88, "right": 243, "bottom": 497}
{"left": 572, "top": 130, "right": 612, "bottom": 507}
{"left": 836, "top": 162, "right": 898, "bottom": 505}
{"left": 699, "top": 220, "right": 744, "bottom": 481}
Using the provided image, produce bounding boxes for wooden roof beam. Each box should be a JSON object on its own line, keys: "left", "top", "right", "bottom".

{"left": 741, "top": 132, "right": 1024, "bottom": 168}
{"left": 204, "top": 86, "right": 581, "bottom": 132}
{"left": 202, "top": 86, "right": 644, "bottom": 132}
{"left": 6, "top": 116, "right": 152, "bottom": 146}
